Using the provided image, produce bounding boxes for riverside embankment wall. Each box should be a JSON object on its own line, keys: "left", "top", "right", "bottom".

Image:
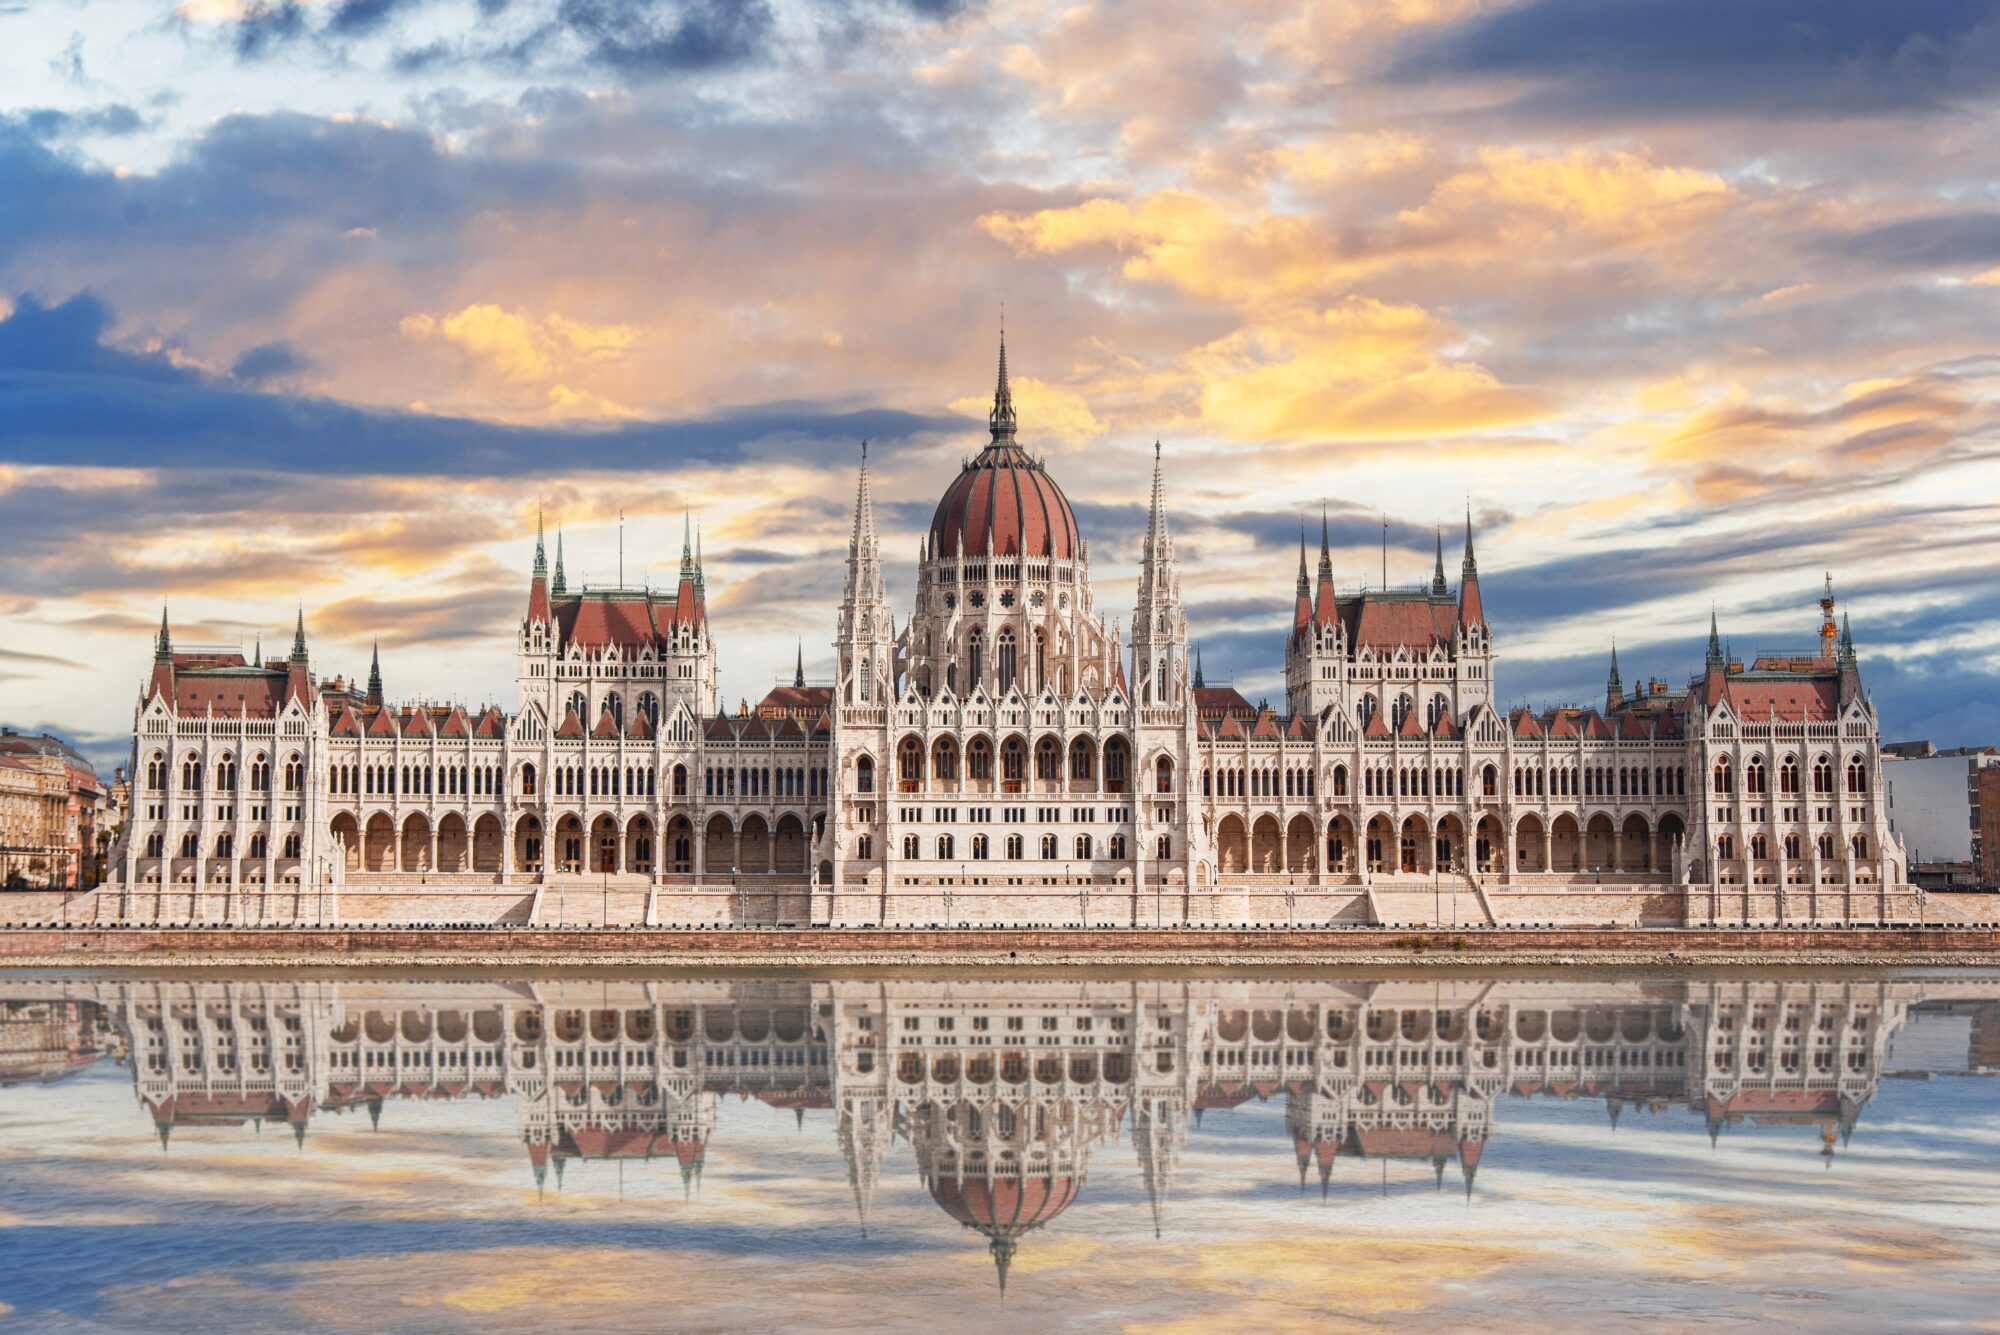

{"left": 4, "top": 924, "right": 2000, "bottom": 968}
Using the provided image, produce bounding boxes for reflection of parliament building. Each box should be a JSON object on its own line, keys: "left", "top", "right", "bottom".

{"left": 106, "top": 336, "right": 1915, "bottom": 928}
{"left": 12, "top": 975, "right": 1995, "bottom": 1291}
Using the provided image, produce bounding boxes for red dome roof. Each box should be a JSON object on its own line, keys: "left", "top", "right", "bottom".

{"left": 929, "top": 446, "right": 1080, "bottom": 560}
{"left": 928, "top": 332, "right": 1082, "bottom": 560}
{"left": 929, "top": 1171, "right": 1080, "bottom": 1235}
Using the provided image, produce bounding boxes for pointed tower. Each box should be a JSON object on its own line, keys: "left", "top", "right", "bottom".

{"left": 527, "top": 510, "right": 551, "bottom": 626}
{"left": 1193, "top": 644, "right": 1204, "bottom": 689}
{"left": 1131, "top": 442, "right": 1188, "bottom": 707}
{"left": 146, "top": 604, "right": 176, "bottom": 703}
{"left": 1292, "top": 520, "right": 1313, "bottom": 643}
{"left": 836, "top": 441, "right": 895, "bottom": 709}
{"left": 1458, "top": 505, "right": 1485, "bottom": 626}
{"left": 1431, "top": 529, "right": 1448, "bottom": 597}
{"left": 1606, "top": 642, "right": 1624, "bottom": 712}
{"left": 794, "top": 640, "right": 806, "bottom": 689}
{"left": 552, "top": 531, "right": 567, "bottom": 598}
{"left": 1285, "top": 510, "right": 1345, "bottom": 719}
{"left": 284, "top": 607, "right": 314, "bottom": 708}
{"left": 366, "top": 641, "right": 384, "bottom": 709}
{"left": 1705, "top": 608, "right": 1725, "bottom": 672}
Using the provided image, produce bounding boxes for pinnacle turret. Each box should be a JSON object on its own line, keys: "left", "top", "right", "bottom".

{"left": 533, "top": 508, "right": 547, "bottom": 579}
{"left": 553, "top": 531, "right": 567, "bottom": 597}
{"left": 1706, "top": 608, "right": 1725, "bottom": 671}
{"left": 1431, "top": 528, "right": 1447, "bottom": 596}
{"left": 989, "top": 326, "right": 1017, "bottom": 444}
{"left": 794, "top": 640, "right": 806, "bottom": 689}
{"left": 293, "top": 606, "right": 307, "bottom": 660}
{"left": 154, "top": 604, "right": 171, "bottom": 663}
{"left": 367, "top": 640, "right": 383, "bottom": 707}
{"left": 1606, "top": 642, "right": 1623, "bottom": 711}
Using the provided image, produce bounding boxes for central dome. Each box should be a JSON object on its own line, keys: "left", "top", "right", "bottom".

{"left": 927, "top": 336, "right": 1081, "bottom": 561}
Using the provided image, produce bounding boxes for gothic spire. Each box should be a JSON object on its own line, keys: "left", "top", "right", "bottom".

{"left": 988, "top": 325, "right": 1017, "bottom": 445}
{"left": 553, "top": 531, "right": 567, "bottom": 596}
{"left": 1296, "top": 520, "right": 1310, "bottom": 598}
{"left": 1317, "top": 505, "right": 1333, "bottom": 581}
{"left": 680, "top": 511, "right": 695, "bottom": 580}
{"left": 794, "top": 640, "right": 806, "bottom": 689}
{"left": 367, "top": 640, "right": 383, "bottom": 707}
{"left": 1839, "top": 611, "right": 1856, "bottom": 666}
{"left": 1193, "top": 644, "right": 1205, "bottom": 689}
{"left": 1431, "top": 528, "right": 1447, "bottom": 596}
{"left": 1606, "top": 641, "right": 1623, "bottom": 710}
{"left": 851, "top": 440, "right": 878, "bottom": 553}
{"left": 1706, "top": 608, "right": 1725, "bottom": 671}
{"left": 533, "top": 508, "right": 547, "bottom": 579}
{"left": 694, "top": 521, "right": 706, "bottom": 597}
{"left": 1142, "top": 441, "right": 1171, "bottom": 559}
{"left": 291, "top": 606, "right": 307, "bottom": 661}
{"left": 253, "top": 637, "right": 261, "bottom": 668}
{"left": 1461, "top": 502, "right": 1478, "bottom": 578}
{"left": 155, "top": 604, "right": 171, "bottom": 663}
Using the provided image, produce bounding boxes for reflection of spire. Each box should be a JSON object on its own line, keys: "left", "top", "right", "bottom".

{"left": 1132, "top": 1095, "right": 1184, "bottom": 1239}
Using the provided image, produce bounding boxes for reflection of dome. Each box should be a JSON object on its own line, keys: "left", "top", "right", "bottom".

{"left": 928, "top": 1171, "right": 1081, "bottom": 1294}
{"left": 926, "top": 336, "right": 1081, "bottom": 561}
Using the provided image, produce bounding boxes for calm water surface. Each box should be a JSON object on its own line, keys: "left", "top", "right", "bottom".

{"left": 1, "top": 970, "right": 1996, "bottom": 1334}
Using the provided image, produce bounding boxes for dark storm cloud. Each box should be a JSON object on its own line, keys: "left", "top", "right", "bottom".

{"left": 19, "top": 104, "right": 146, "bottom": 139}
{"left": 0, "top": 292, "right": 957, "bottom": 476}
{"left": 232, "top": 1, "right": 308, "bottom": 58}
{"left": 555, "top": 0, "right": 775, "bottom": 74}
{"left": 1394, "top": 0, "right": 2000, "bottom": 119}
{"left": 1815, "top": 211, "right": 2000, "bottom": 270}
{"left": 228, "top": 339, "right": 314, "bottom": 385}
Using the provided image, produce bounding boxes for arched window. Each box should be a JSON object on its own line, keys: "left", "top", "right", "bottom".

{"left": 1851, "top": 832, "right": 1869, "bottom": 858}
{"left": 1357, "top": 695, "right": 1377, "bottom": 728}
{"left": 968, "top": 737, "right": 993, "bottom": 781}
{"left": 567, "top": 690, "right": 587, "bottom": 719}
{"left": 937, "top": 834, "right": 954, "bottom": 860}
{"left": 997, "top": 629, "right": 1017, "bottom": 694}
{"left": 1745, "top": 757, "right": 1766, "bottom": 795}
{"left": 1332, "top": 764, "right": 1347, "bottom": 797}
{"left": 1481, "top": 764, "right": 1497, "bottom": 798}
{"left": 1075, "top": 833, "right": 1094, "bottom": 859}
{"left": 181, "top": 755, "right": 202, "bottom": 790}
{"left": 1390, "top": 694, "right": 1412, "bottom": 729}
{"left": 1035, "top": 737, "right": 1061, "bottom": 781}
{"left": 1033, "top": 630, "right": 1047, "bottom": 693}
{"left": 639, "top": 692, "right": 659, "bottom": 725}
{"left": 145, "top": 832, "right": 164, "bottom": 857}
{"left": 1068, "top": 737, "right": 1094, "bottom": 782}
{"left": 1155, "top": 755, "right": 1174, "bottom": 794}
{"left": 967, "top": 630, "right": 984, "bottom": 690}
{"left": 1846, "top": 757, "right": 1868, "bottom": 794}
{"left": 1712, "top": 758, "right": 1733, "bottom": 795}
{"left": 146, "top": 753, "right": 166, "bottom": 789}
{"left": 1104, "top": 737, "right": 1128, "bottom": 788}
{"left": 898, "top": 737, "right": 924, "bottom": 785}
{"left": 1812, "top": 755, "right": 1834, "bottom": 794}
{"left": 1426, "top": 695, "right": 1447, "bottom": 729}
{"left": 673, "top": 763, "right": 687, "bottom": 797}
{"left": 605, "top": 692, "right": 623, "bottom": 725}
{"left": 521, "top": 762, "right": 537, "bottom": 796}
{"left": 1002, "top": 737, "right": 1026, "bottom": 784}
{"left": 855, "top": 755, "right": 875, "bottom": 793}
{"left": 1779, "top": 755, "right": 1799, "bottom": 795}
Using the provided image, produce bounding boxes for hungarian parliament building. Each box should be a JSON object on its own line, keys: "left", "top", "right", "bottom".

{"left": 104, "top": 339, "right": 1912, "bottom": 926}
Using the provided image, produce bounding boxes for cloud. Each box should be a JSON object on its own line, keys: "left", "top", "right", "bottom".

{"left": 400, "top": 304, "right": 638, "bottom": 385}
{"left": 1393, "top": 0, "right": 2000, "bottom": 120}
{"left": 229, "top": 339, "right": 314, "bottom": 384}
{"left": 0, "top": 291, "right": 958, "bottom": 475}
{"left": 555, "top": 0, "right": 776, "bottom": 75}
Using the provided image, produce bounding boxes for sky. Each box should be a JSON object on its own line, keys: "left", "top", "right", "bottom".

{"left": 2, "top": 0, "right": 1999, "bottom": 773}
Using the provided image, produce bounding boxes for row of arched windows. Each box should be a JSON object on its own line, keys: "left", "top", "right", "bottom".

{"left": 1714, "top": 754, "right": 1867, "bottom": 796}
{"left": 150, "top": 751, "right": 302, "bottom": 793}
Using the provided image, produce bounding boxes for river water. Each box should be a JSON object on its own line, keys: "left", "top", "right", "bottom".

{"left": 0, "top": 970, "right": 1995, "bottom": 1333}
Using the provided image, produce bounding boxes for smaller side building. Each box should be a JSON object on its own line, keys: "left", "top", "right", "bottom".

{"left": 1883, "top": 743, "right": 2000, "bottom": 871}
{"left": 1979, "top": 768, "right": 2000, "bottom": 890}
{"left": 0, "top": 730, "right": 110, "bottom": 889}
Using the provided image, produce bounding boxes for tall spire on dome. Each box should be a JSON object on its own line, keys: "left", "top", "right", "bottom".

{"left": 553, "top": 531, "right": 567, "bottom": 596}
{"left": 988, "top": 320, "right": 1018, "bottom": 445}
{"left": 1431, "top": 528, "right": 1447, "bottom": 596}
